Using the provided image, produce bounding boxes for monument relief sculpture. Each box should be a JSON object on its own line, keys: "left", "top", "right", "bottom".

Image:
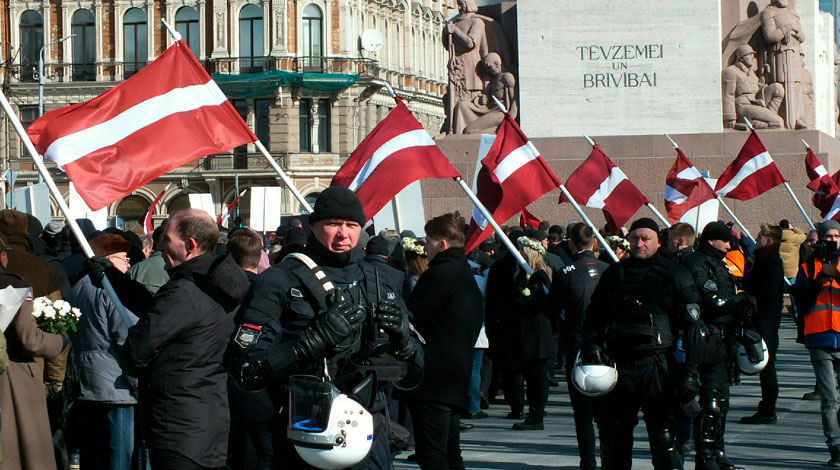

{"left": 455, "top": 53, "right": 517, "bottom": 135}
{"left": 722, "top": 44, "right": 784, "bottom": 129}
{"left": 761, "top": 0, "right": 808, "bottom": 128}
{"left": 441, "top": 0, "right": 513, "bottom": 135}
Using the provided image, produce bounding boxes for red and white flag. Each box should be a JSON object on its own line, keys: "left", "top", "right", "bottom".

{"left": 805, "top": 148, "right": 837, "bottom": 194}
{"left": 715, "top": 130, "right": 786, "bottom": 200}
{"left": 464, "top": 114, "right": 560, "bottom": 253}
{"left": 142, "top": 183, "right": 170, "bottom": 234}
{"left": 561, "top": 144, "right": 649, "bottom": 234}
{"left": 27, "top": 40, "right": 257, "bottom": 211}
{"left": 331, "top": 96, "right": 459, "bottom": 220}
{"left": 664, "top": 149, "right": 716, "bottom": 222}
{"left": 519, "top": 208, "right": 541, "bottom": 229}
{"left": 218, "top": 189, "right": 248, "bottom": 226}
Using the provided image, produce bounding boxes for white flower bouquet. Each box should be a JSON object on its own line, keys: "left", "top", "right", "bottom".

{"left": 31, "top": 297, "right": 82, "bottom": 334}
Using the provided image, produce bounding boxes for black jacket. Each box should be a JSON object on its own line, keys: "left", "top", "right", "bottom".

{"left": 743, "top": 243, "right": 784, "bottom": 350}
{"left": 678, "top": 243, "right": 741, "bottom": 325}
{"left": 549, "top": 250, "right": 608, "bottom": 357}
{"left": 122, "top": 253, "right": 249, "bottom": 467}
{"left": 401, "top": 248, "right": 483, "bottom": 410}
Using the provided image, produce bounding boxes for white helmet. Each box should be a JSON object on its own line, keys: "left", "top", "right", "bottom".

{"left": 288, "top": 376, "right": 374, "bottom": 469}
{"left": 571, "top": 352, "right": 618, "bottom": 397}
{"left": 735, "top": 329, "right": 768, "bottom": 375}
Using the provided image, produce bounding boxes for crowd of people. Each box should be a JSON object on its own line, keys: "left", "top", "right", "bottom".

{"left": 0, "top": 187, "right": 837, "bottom": 470}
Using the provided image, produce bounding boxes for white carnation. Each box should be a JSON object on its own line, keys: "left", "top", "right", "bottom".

{"left": 32, "top": 297, "right": 49, "bottom": 309}
{"left": 71, "top": 307, "right": 82, "bottom": 319}
{"left": 54, "top": 300, "right": 71, "bottom": 314}
{"left": 43, "top": 306, "right": 57, "bottom": 319}
{"left": 32, "top": 307, "right": 43, "bottom": 318}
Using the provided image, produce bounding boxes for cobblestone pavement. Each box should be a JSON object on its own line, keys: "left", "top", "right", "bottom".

{"left": 395, "top": 316, "right": 829, "bottom": 469}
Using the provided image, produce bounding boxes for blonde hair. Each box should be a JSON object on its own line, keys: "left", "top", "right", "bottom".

{"left": 520, "top": 244, "right": 552, "bottom": 283}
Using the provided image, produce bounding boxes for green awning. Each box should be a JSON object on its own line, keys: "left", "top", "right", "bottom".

{"left": 212, "top": 69, "right": 360, "bottom": 98}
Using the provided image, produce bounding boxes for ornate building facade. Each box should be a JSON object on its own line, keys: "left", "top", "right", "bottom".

{"left": 0, "top": 0, "right": 451, "bottom": 230}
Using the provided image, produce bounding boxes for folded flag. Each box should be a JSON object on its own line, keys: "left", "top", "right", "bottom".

{"left": 218, "top": 189, "right": 248, "bottom": 226}
{"left": 664, "top": 148, "right": 716, "bottom": 222}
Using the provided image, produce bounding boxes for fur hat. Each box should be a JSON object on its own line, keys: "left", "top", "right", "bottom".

{"left": 0, "top": 209, "right": 28, "bottom": 237}
{"left": 90, "top": 234, "right": 131, "bottom": 257}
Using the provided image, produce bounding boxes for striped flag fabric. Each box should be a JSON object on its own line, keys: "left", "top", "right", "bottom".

{"left": 331, "top": 96, "right": 459, "bottom": 220}
{"left": 561, "top": 143, "right": 649, "bottom": 234}
{"left": 804, "top": 149, "right": 840, "bottom": 220}
{"left": 519, "top": 207, "right": 541, "bottom": 229}
{"left": 27, "top": 40, "right": 257, "bottom": 211}
{"left": 464, "top": 113, "right": 560, "bottom": 253}
{"left": 664, "top": 148, "right": 716, "bottom": 222}
{"left": 218, "top": 189, "right": 247, "bottom": 226}
{"left": 143, "top": 183, "right": 170, "bottom": 234}
{"left": 715, "top": 130, "right": 786, "bottom": 200}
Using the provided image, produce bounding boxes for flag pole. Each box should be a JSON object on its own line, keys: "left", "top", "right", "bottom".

{"left": 487, "top": 98, "right": 618, "bottom": 262}
{"left": 743, "top": 118, "right": 815, "bottom": 230}
{"left": 454, "top": 177, "right": 533, "bottom": 275}
{"left": 0, "top": 89, "right": 135, "bottom": 327}
{"left": 583, "top": 134, "right": 671, "bottom": 228}
{"left": 379, "top": 80, "right": 404, "bottom": 232}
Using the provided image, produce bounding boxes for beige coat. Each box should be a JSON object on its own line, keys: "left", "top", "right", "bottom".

{"left": 0, "top": 273, "right": 65, "bottom": 470}
{"left": 780, "top": 227, "right": 807, "bottom": 278}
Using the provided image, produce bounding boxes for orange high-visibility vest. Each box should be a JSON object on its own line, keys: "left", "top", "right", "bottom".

{"left": 725, "top": 250, "right": 745, "bottom": 278}
{"left": 801, "top": 258, "right": 840, "bottom": 336}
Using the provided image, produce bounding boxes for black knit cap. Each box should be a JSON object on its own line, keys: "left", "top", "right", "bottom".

{"left": 308, "top": 186, "right": 366, "bottom": 225}
{"left": 700, "top": 221, "right": 732, "bottom": 243}
{"left": 629, "top": 217, "right": 659, "bottom": 234}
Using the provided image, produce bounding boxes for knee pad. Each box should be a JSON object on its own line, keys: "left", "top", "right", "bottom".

{"left": 650, "top": 428, "right": 677, "bottom": 453}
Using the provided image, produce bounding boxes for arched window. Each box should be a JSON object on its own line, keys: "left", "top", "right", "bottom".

{"left": 175, "top": 7, "right": 200, "bottom": 58}
{"left": 303, "top": 192, "right": 320, "bottom": 213}
{"left": 115, "top": 195, "right": 150, "bottom": 233}
{"left": 124, "top": 8, "right": 147, "bottom": 78}
{"left": 302, "top": 4, "right": 322, "bottom": 71}
{"left": 239, "top": 4, "right": 264, "bottom": 73}
{"left": 167, "top": 194, "right": 191, "bottom": 214}
{"left": 19, "top": 10, "right": 43, "bottom": 83}
{"left": 72, "top": 9, "right": 95, "bottom": 81}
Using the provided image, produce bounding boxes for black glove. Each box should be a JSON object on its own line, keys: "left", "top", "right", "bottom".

{"left": 298, "top": 300, "right": 365, "bottom": 361}
{"left": 734, "top": 293, "right": 757, "bottom": 319}
{"left": 528, "top": 270, "right": 551, "bottom": 291}
{"left": 580, "top": 342, "right": 609, "bottom": 365}
{"left": 375, "top": 301, "right": 413, "bottom": 359}
{"left": 677, "top": 368, "right": 700, "bottom": 403}
{"left": 84, "top": 256, "right": 111, "bottom": 288}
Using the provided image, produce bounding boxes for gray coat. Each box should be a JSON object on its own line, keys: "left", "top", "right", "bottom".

{"left": 67, "top": 275, "right": 138, "bottom": 404}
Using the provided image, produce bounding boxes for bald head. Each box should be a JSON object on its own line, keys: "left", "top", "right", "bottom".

{"left": 159, "top": 209, "right": 219, "bottom": 269}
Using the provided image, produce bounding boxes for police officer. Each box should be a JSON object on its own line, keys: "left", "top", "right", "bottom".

{"left": 582, "top": 217, "right": 705, "bottom": 470}
{"left": 677, "top": 221, "right": 755, "bottom": 470}
{"left": 224, "top": 187, "right": 423, "bottom": 470}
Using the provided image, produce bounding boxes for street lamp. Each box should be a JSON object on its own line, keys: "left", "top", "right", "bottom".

{"left": 39, "top": 33, "right": 75, "bottom": 117}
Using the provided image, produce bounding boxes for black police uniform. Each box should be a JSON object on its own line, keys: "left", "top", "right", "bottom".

{"left": 582, "top": 251, "right": 702, "bottom": 470}
{"left": 549, "top": 249, "right": 608, "bottom": 470}
{"left": 225, "top": 235, "right": 422, "bottom": 470}
{"left": 678, "top": 242, "right": 754, "bottom": 470}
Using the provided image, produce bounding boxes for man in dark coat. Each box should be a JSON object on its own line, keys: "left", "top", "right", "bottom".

{"left": 741, "top": 223, "right": 785, "bottom": 424}
{"left": 401, "top": 213, "right": 483, "bottom": 470}
{"left": 121, "top": 209, "right": 249, "bottom": 470}
{"left": 549, "top": 223, "right": 608, "bottom": 470}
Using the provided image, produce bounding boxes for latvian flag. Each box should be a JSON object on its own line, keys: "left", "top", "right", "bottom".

{"left": 27, "top": 40, "right": 257, "bottom": 211}
{"left": 561, "top": 143, "right": 649, "bottom": 234}
{"left": 331, "top": 96, "right": 459, "bottom": 220}
{"left": 805, "top": 149, "right": 840, "bottom": 220}
{"left": 218, "top": 189, "right": 247, "bottom": 226}
{"left": 464, "top": 113, "right": 560, "bottom": 253}
{"left": 664, "top": 149, "right": 716, "bottom": 222}
{"left": 715, "top": 130, "right": 786, "bottom": 200}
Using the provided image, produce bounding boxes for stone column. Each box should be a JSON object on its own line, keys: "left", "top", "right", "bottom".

{"left": 270, "top": 0, "right": 287, "bottom": 55}
{"left": 211, "top": 2, "right": 228, "bottom": 58}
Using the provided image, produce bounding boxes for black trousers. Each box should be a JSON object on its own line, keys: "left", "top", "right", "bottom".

{"left": 406, "top": 400, "right": 465, "bottom": 470}
{"left": 566, "top": 354, "right": 599, "bottom": 470}
{"left": 502, "top": 358, "right": 549, "bottom": 416}
{"left": 757, "top": 328, "right": 780, "bottom": 415}
{"left": 150, "top": 449, "right": 222, "bottom": 470}
{"left": 226, "top": 421, "right": 273, "bottom": 470}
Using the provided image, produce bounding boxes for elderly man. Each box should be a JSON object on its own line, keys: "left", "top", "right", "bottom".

{"left": 792, "top": 220, "right": 840, "bottom": 467}
{"left": 122, "top": 209, "right": 249, "bottom": 470}
{"left": 226, "top": 187, "right": 423, "bottom": 469}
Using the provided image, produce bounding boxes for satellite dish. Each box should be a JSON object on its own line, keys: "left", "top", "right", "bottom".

{"left": 361, "top": 29, "right": 384, "bottom": 52}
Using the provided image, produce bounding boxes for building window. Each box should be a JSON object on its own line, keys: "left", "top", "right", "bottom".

{"left": 19, "top": 105, "right": 38, "bottom": 147}
{"left": 72, "top": 9, "right": 96, "bottom": 81}
{"left": 239, "top": 4, "right": 264, "bottom": 73}
{"left": 167, "top": 194, "right": 190, "bottom": 213}
{"left": 303, "top": 192, "right": 319, "bottom": 213}
{"left": 299, "top": 98, "right": 312, "bottom": 152}
{"left": 255, "top": 99, "right": 270, "bottom": 150}
{"left": 115, "top": 195, "right": 150, "bottom": 233}
{"left": 302, "top": 4, "right": 323, "bottom": 72}
{"left": 124, "top": 8, "right": 148, "bottom": 78}
{"left": 233, "top": 100, "right": 248, "bottom": 169}
{"left": 19, "top": 10, "right": 43, "bottom": 83}
{"left": 175, "top": 7, "right": 200, "bottom": 58}
{"left": 317, "top": 99, "right": 330, "bottom": 152}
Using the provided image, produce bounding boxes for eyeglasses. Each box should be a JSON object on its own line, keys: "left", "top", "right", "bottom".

{"left": 108, "top": 254, "right": 131, "bottom": 265}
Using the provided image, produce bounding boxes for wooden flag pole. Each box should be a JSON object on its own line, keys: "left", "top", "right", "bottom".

{"left": 743, "top": 118, "right": 815, "bottom": 230}
{"left": 583, "top": 134, "right": 670, "bottom": 228}
{"left": 0, "top": 89, "right": 135, "bottom": 327}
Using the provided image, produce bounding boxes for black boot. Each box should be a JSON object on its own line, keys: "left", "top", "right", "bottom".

{"left": 829, "top": 446, "right": 840, "bottom": 467}
{"left": 512, "top": 412, "right": 544, "bottom": 431}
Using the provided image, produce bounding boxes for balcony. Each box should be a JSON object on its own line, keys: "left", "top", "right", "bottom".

{"left": 206, "top": 56, "right": 379, "bottom": 76}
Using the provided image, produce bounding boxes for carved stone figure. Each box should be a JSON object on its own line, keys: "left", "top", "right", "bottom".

{"left": 761, "top": 0, "right": 807, "bottom": 128}
{"left": 456, "top": 53, "right": 517, "bottom": 134}
{"left": 216, "top": 12, "right": 225, "bottom": 48}
{"left": 722, "top": 45, "right": 784, "bottom": 129}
